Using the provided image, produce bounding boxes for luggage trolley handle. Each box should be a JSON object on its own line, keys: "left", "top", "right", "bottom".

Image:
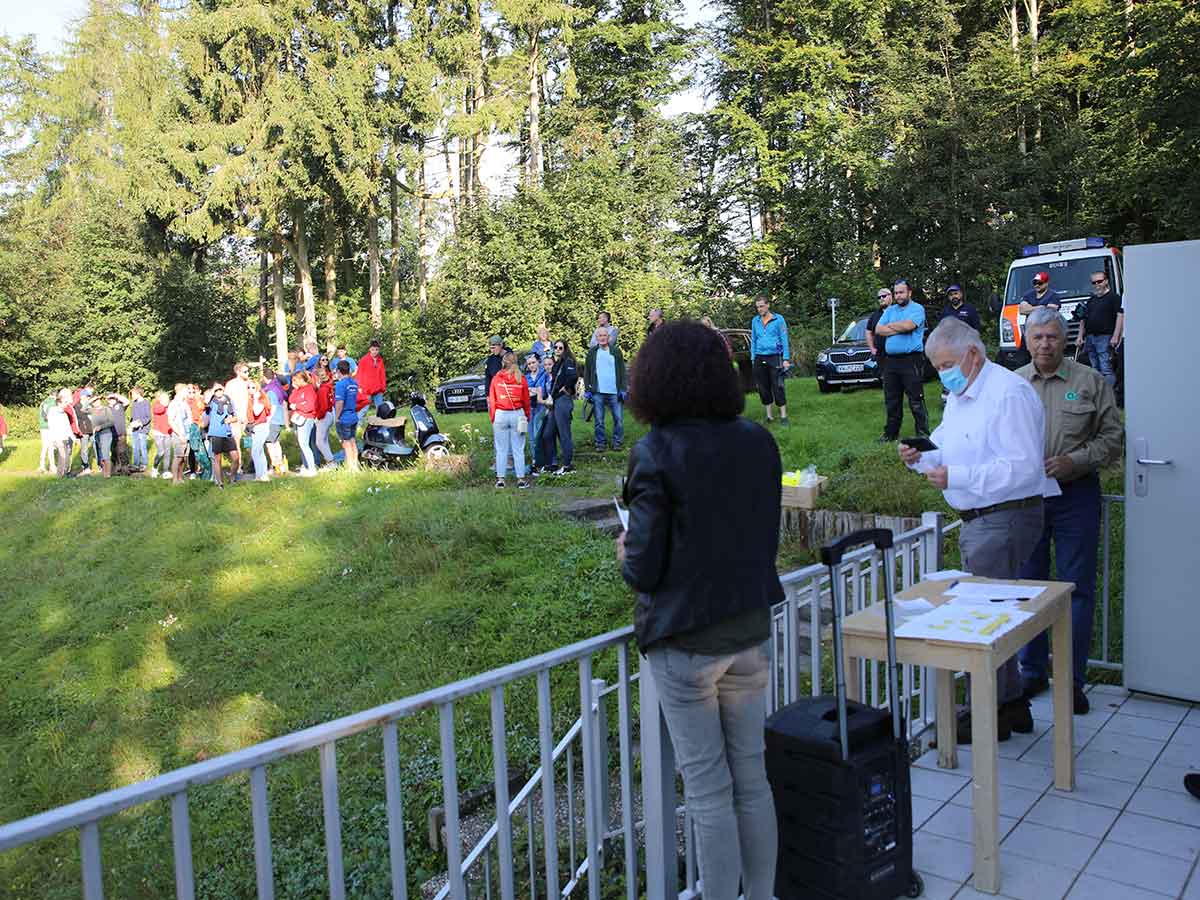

{"left": 819, "top": 529, "right": 903, "bottom": 761}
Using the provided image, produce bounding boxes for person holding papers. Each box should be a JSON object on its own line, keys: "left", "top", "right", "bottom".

{"left": 1016, "top": 307, "right": 1123, "bottom": 715}
{"left": 898, "top": 317, "right": 1055, "bottom": 743}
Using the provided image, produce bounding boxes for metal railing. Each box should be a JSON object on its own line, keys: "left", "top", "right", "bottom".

{"left": 1093, "top": 493, "right": 1125, "bottom": 671}
{"left": 0, "top": 504, "right": 1127, "bottom": 899}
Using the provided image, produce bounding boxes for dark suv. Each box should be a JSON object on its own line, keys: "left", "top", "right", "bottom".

{"left": 435, "top": 350, "right": 529, "bottom": 413}
{"left": 814, "top": 316, "right": 881, "bottom": 392}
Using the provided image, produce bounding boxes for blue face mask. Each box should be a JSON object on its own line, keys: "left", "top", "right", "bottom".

{"left": 938, "top": 352, "right": 971, "bottom": 395}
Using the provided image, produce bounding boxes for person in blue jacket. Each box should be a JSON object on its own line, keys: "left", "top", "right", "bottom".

{"left": 749, "top": 294, "right": 790, "bottom": 424}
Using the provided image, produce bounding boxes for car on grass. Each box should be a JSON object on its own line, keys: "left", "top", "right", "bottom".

{"left": 814, "top": 316, "right": 881, "bottom": 393}
{"left": 721, "top": 328, "right": 757, "bottom": 394}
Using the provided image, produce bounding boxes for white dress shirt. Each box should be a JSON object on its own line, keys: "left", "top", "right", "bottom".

{"left": 910, "top": 361, "right": 1060, "bottom": 510}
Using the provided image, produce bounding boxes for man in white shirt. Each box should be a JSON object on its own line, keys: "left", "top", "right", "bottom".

{"left": 899, "top": 317, "right": 1055, "bottom": 743}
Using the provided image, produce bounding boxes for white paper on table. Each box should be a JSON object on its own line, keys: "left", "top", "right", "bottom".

{"left": 894, "top": 597, "right": 936, "bottom": 615}
{"left": 895, "top": 605, "right": 1033, "bottom": 644}
{"left": 944, "top": 582, "right": 1044, "bottom": 601}
{"left": 922, "top": 568, "right": 974, "bottom": 581}
{"left": 612, "top": 497, "right": 629, "bottom": 531}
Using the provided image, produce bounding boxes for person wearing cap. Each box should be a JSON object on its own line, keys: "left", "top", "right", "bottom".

{"left": 1016, "top": 307, "right": 1123, "bottom": 715}
{"left": 1019, "top": 271, "right": 1058, "bottom": 313}
{"left": 941, "top": 284, "right": 981, "bottom": 333}
{"left": 866, "top": 287, "right": 892, "bottom": 362}
{"left": 484, "top": 335, "right": 506, "bottom": 396}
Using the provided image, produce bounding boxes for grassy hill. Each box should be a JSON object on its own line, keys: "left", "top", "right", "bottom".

{"left": 0, "top": 379, "right": 967, "bottom": 897}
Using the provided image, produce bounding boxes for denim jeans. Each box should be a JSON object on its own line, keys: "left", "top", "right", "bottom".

{"left": 959, "top": 503, "right": 1044, "bottom": 704}
{"left": 152, "top": 431, "right": 173, "bottom": 475}
{"left": 316, "top": 412, "right": 335, "bottom": 463}
{"left": 295, "top": 418, "right": 317, "bottom": 471}
{"left": 531, "top": 408, "right": 550, "bottom": 468}
{"left": 131, "top": 431, "right": 149, "bottom": 468}
{"left": 492, "top": 409, "right": 527, "bottom": 478}
{"left": 1019, "top": 475, "right": 1101, "bottom": 688}
{"left": 545, "top": 394, "right": 574, "bottom": 467}
{"left": 1085, "top": 334, "right": 1117, "bottom": 386}
{"left": 591, "top": 393, "right": 623, "bottom": 448}
{"left": 78, "top": 433, "right": 94, "bottom": 470}
{"left": 94, "top": 429, "right": 113, "bottom": 465}
{"left": 646, "top": 643, "right": 777, "bottom": 900}
{"left": 250, "top": 423, "right": 270, "bottom": 479}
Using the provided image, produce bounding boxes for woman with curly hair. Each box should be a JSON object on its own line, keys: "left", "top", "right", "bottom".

{"left": 618, "top": 319, "right": 782, "bottom": 900}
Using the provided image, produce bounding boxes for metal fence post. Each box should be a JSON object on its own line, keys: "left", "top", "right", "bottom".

{"left": 590, "top": 677, "right": 611, "bottom": 855}
{"left": 638, "top": 661, "right": 678, "bottom": 900}
{"left": 921, "top": 511, "right": 945, "bottom": 573}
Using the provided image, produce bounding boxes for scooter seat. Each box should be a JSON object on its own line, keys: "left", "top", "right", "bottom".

{"left": 367, "top": 415, "right": 407, "bottom": 430}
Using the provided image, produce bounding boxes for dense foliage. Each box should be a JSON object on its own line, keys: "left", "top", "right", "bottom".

{"left": 1, "top": 0, "right": 1197, "bottom": 402}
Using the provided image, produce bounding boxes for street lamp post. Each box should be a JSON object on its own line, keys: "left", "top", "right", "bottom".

{"left": 828, "top": 297, "right": 839, "bottom": 343}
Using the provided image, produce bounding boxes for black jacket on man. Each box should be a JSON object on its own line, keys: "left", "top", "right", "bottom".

{"left": 621, "top": 417, "right": 785, "bottom": 651}
{"left": 940, "top": 300, "right": 981, "bottom": 333}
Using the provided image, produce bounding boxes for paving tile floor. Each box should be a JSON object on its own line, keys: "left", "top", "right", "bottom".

{"left": 908, "top": 685, "right": 1200, "bottom": 898}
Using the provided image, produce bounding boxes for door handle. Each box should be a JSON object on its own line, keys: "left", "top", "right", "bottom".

{"left": 1136, "top": 458, "right": 1173, "bottom": 466}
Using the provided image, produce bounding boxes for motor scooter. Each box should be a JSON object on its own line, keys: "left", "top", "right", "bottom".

{"left": 360, "top": 393, "right": 450, "bottom": 469}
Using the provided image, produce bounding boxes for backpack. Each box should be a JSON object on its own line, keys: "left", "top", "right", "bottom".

{"left": 74, "top": 403, "right": 94, "bottom": 434}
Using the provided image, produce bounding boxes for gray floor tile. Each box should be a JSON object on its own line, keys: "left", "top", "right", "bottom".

{"left": 912, "top": 766, "right": 973, "bottom": 801}
{"left": 1088, "top": 683, "right": 1131, "bottom": 698}
{"left": 923, "top": 802, "right": 1018, "bottom": 844}
{"left": 1075, "top": 747, "right": 1154, "bottom": 783}
{"left": 950, "top": 782, "right": 1043, "bottom": 819}
{"left": 1185, "top": 869, "right": 1200, "bottom": 900}
{"left": 1128, "top": 786, "right": 1200, "bottom": 828}
{"left": 1050, "top": 772, "right": 1138, "bottom": 809}
{"left": 1101, "top": 712, "right": 1180, "bottom": 742}
{"left": 951, "top": 886, "right": 1023, "bottom": 900}
{"left": 1160, "top": 740, "right": 1200, "bottom": 769}
{"left": 1085, "top": 841, "right": 1193, "bottom": 897}
{"left": 1121, "top": 696, "right": 1192, "bottom": 723}
{"left": 1024, "top": 794, "right": 1120, "bottom": 838}
{"left": 1107, "top": 810, "right": 1200, "bottom": 861}
{"left": 914, "top": 831, "right": 976, "bottom": 883}
{"left": 1085, "top": 730, "right": 1168, "bottom": 762}
{"left": 1000, "top": 726, "right": 1048, "bottom": 760}
{"left": 1001, "top": 820, "right": 1101, "bottom": 870}
{"left": 1066, "top": 873, "right": 1173, "bottom": 900}
{"left": 1144, "top": 759, "right": 1196, "bottom": 795}
{"left": 995, "top": 758, "right": 1056, "bottom": 792}
{"left": 913, "top": 794, "right": 946, "bottom": 830}
{"left": 1019, "top": 735, "right": 1083, "bottom": 767}
{"left": 912, "top": 870, "right": 963, "bottom": 900}
{"left": 1170, "top": 724, "right": 1200, "bottom": 747}
{"left": 978, "top": 855, "right": 1079, "bottom": 900}
{"left": 1184, "top": 707, "right": 1200, "bottom": 729}
{"left": 1029, "top": 719, "right": 1097, "bottom": 750}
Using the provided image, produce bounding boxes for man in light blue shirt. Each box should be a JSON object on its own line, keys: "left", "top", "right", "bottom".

{"left": 583, "top": 327, "right": 626, "bottom": 450}
{"left": 750, "top": 295, "right": 791, "bottom": 424}
{"left": 873, "top": 278, "right": 930, "bottom": 441}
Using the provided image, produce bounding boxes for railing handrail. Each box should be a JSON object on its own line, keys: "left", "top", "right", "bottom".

{"left": 777, "top": 521, "right": 937, "bottom": 590}
{"left": 0, "top": 625, "right": 636, "bottom": 852}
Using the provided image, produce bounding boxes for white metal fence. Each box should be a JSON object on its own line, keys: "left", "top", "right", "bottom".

{"left": 0, "top": 505, "right": 1126, "bottom": 899}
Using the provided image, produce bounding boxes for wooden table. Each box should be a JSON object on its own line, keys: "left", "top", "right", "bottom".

{"left": 840, "top": 577, "right": 1076, "bottom": 894}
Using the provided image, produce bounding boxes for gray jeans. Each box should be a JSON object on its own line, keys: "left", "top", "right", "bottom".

{"left": 959, "top": 503, "right": 1044, "bottom": 704}
{"left": 646, "top": 642, "right": 777, "bottom": 900}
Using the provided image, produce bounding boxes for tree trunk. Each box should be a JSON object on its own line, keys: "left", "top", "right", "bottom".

{"left": 368, "top": 191, "right": 382, "bottom": 328}
{"left": 258, "top": 247, "right": 268, "bottom": 325}
{"left": 417, "top": 136, "right": 429, "bottom": 312}
{"left": 295, "top": 205, "right": 317, "bottom": 346}
{"left": 323, "top": 196, "right": 337, "bottom": 344}
{"left": 271, "top": 232, "right": 288, "bottom": 370}
{"left": 442, "top": 136, "right": 459, "bottom": 233}
{"left": 390, "top": 162, "right": 401, "bottom": 313}
{"left": 1011, "top": 0, "right": 1026, "bottom": 155}
{"left": 527, "top": 28, "right": 542, "bottom": 187}
{"left": 1024, "top": 0, "right": 1041, "bottom": 145}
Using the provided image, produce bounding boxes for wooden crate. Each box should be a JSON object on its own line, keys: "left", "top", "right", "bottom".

{"left": 781, "top": 475, "right": 828, "bottom": 509}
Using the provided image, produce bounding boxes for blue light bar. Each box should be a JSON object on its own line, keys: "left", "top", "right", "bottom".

{"left": 1021, "top": 244, "right": 1040, "bottom": 257}
{"left": 1085, "top": 236, "right": 1106, "bottom": 248}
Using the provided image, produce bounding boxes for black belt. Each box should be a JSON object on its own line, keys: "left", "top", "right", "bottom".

{"left": 888, "top": 350, "right": 923, "bottom": 358}
{"left": 960, "top": 495, "right": 1042, "bottom": 522}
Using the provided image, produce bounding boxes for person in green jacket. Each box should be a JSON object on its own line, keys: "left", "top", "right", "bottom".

{"left": 583, "top": 327, "right": 627, "bottom": 451}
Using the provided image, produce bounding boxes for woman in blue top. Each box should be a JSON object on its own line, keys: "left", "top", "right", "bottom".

{"left": 524, "top": 354, "right": 550, "bottom": 471}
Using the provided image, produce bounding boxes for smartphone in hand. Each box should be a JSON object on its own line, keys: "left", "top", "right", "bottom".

{"left": 899, "top": 436, "right": 937, "bottom": 452}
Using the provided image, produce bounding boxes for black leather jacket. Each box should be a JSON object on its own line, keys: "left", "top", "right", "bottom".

{"left": 621, "top": 417, "right": 784, "bottom": 651}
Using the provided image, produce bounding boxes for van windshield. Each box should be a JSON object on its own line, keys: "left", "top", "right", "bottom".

{"left": 1005, "top": 257, "right": 1117, "bottom": 306}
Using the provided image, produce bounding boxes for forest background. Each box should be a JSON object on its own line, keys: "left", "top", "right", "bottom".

{"left": 0, "top": 0, "right": 1197, "bottom": 403}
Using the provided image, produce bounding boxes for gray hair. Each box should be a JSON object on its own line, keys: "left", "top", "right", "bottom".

{"left": 1025, "top": 306, "right": 1066, "bottom": 338}
{"left": 926, "top": 316, "right": 985, "bottom": 359}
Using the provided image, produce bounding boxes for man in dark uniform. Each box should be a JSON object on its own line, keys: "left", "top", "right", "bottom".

{"left": 941, "top": 284, "right": 981, "bottom": 333}
{"left": 866, "top": 287, "right": 892, "bottom": 362}
{"left": 1078, "top": 270, "right": 1123, "bottom": 388}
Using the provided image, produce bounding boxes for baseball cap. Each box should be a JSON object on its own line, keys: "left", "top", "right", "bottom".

{"left": 946, "top": 283, "right": 962, "bottom": 293}
{"left": 489, "top": 335, "right": 503, "bottom": 347}
{"left": 1033, "top": 271, "right": 1049, "bottom": 285}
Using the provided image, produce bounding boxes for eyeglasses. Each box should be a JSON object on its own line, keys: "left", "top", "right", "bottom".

{"left": 1090, "top": 278, "right": 1107, "bottom": 286}
{"left": 555, "top": 345, "right": 564, "bottom": 351}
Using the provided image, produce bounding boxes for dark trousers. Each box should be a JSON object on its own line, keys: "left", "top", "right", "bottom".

{"left": 882, "top": 354, "right": 929, "bottom": 437}
{"left": 753, "top": 355, "right": 787, "bottom": 407}
{"left": 1018, "top": 475, "right": 1102, "bottom": 688}
{"left": 542, "top": 394, "right": 574, "bottom": 467}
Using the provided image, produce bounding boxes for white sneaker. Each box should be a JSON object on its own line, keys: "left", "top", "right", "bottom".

{"left": 299, "top": 468, "right": 318, "bottom": 478}
{"left": 256, "top": 475, "right": 271, "bottom": 483}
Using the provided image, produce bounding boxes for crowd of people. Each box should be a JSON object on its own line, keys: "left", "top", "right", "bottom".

{"left": 35, "top": 341, "right": 388, "bottom": 484}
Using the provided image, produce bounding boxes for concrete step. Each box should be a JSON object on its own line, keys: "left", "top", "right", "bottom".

{"left": 559, "top": 497, "right": 616, "bottom": 523}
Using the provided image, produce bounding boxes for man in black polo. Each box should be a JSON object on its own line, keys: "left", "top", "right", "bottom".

{"left": 483, "top": 335, "right": 505, "bottom": 395}
{"left": 1077, "top": 270, "right": 1123, "bottom": 387}
{"left": 941, "top": 284, "right": 981, "bottom": 333}
{"left": 866, "top": 287, "right": 891, "bottom": 363}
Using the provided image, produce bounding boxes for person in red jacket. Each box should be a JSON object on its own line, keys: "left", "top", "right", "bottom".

{"left": 487, "top": 351, "right": 532, "bottom": 489}
{"left": 356, "top": 339, "right": 388, "bottom": 420}
{"left": 288, "top": 370, "right": 320, "bottom": 476}
{"left": 314, "top": 366, "right": 336, "bottom": 466}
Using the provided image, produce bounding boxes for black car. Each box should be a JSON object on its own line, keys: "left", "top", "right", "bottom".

{"left": 435, "top": 350, "right": 527, "bottom": 413}
{"left": 814, "top": 316, "right": 882, "bottom": 393}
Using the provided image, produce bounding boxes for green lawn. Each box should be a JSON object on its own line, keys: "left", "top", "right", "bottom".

{"left": 0, "top": 376, "right": 1123, "bottom": 897}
